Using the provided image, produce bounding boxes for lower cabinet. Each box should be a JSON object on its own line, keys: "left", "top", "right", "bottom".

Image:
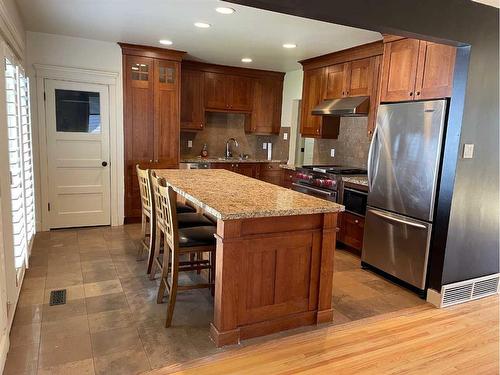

{"left": 338, "top": 212, "right": 365, "bottom": 252}
{"left": 281, "top": 169, "right": 297, "bottom": 189}
{"left": 259, "top": 163, "right": 282, "bottom": 185}
{"left": 210, "top": 162, "right": 259, "bottom": 178}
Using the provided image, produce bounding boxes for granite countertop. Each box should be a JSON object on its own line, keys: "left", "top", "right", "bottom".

{"left": 342, "top": 175, "right": 368, "bottom": 187}
{"left": 181, "top": 158, "right": 286, "bottom": 164}
{"left": 279, "top": 164, "right": 299, "bottom": 171}
{"left": 154, "top": 169, "right": 344, "bottom": 220}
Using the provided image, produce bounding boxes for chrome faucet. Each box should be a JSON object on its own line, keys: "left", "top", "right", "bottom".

{"left": 225, "top": 138, "right": 239, "bottom": 158}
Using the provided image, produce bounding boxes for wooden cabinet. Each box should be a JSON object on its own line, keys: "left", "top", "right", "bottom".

{"left": 120, "top": 43, "right": 185, "bottom": 221}
{"left": 248, "top": 77, "right": 283, "bottom": 134}
{"left": 299, "top": 42, "right": 384, "bottom": 138}
{"left": 415, "top": 42, "right": 456, "bottom": 100}
{"left": 380, "top": 38, "right": 455, "bottom": 102}
{"left": 181, "top": 69, "right": 204, "bottom": 130}
{"left": 281, "top": 169, "right": 296, "bottom": 189}
{"left": 230, "top": 75, "right": 254, "bottom": 111}
{"left": 300, "top": 68, "right": 325, "bottom": 137}
{"left": 325, "top": 63, "right": 349, "bottom": 99}
{"left": 204, "top": 72, "right": 254, "bottom": 112}
{"left": 210, "top": 162, "right": 258, "bottom": 178}
{"left": 338, "top": 212, "right": 365, "bottom": 252}
{"left": 182, "top": 61, "right": 284, "bottom": 135}
{"left": 259, "top": 163, "right": 282, "bottom": 186}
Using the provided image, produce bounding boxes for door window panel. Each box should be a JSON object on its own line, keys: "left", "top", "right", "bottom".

{"left": 55, "top": 89, "right": 101, "bottom": 133}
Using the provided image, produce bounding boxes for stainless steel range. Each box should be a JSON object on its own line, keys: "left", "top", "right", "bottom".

{"left": 292, "top": 165, "right": 367, "bottom": 202}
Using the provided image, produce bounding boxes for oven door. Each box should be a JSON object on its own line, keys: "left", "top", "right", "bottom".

{"left": 342, "top": 187, "right": 368, "bottom": 216}
{"left": 292, "top": 183, "right": 337, "bottom": 202}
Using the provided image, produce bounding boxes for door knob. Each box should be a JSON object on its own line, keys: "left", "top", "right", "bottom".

{"left": 102, "top": 161, "right": 108, "bottom": 167}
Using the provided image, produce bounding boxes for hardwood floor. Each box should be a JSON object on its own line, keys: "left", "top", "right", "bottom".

{"left": 149, "top": 295, "right": 499, "bottom": 375}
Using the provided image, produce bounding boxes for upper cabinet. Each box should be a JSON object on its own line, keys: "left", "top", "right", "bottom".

{"left": 181, "top": 61, "right": 284, "bottom": 134}
{"left": 204, "top": 72, "right": 254, "bottom": 112}
{"left": 414, "top": 42, "right": 456, "bottom": 100}
{"left": 380, "top": 38, "right": 456, "bottom": 102}
{"left": 249, "top": 77, "right": 283, "bottom": 134}
{"left": 300, "top": 42, "right": 383, "bottom": 138}
{"left": 120, "top": 43, "right": 185, "bottom": 220}
{"left": 181, "top": 69, "right": 205, "bottom": 130}
{"left": 325, "top": 58, "right": 374, "bottom": 99}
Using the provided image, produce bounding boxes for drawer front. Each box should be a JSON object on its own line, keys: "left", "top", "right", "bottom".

{"left": 340, "top": 212, "right": 365, "bottom": 250}
{"left": 260, "top": 162, "right": 281, "bottom": 171}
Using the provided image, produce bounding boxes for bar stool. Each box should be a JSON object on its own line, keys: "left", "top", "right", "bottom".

{"left": 136, "top": 166, "right": 214, "bottom": 274}
{"left": 150, "top": 174, "right": 216, "bottom": 327}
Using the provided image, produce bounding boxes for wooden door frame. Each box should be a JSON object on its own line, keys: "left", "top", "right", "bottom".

{"left": 33, "top": 64, "right": 121, "bottom": 231}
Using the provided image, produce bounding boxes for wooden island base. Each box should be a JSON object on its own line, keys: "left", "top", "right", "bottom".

{"left": 210, "top": 212, "right": 338, "bottom": 347}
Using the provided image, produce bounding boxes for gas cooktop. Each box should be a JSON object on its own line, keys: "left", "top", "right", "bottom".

{"left": 301, "top": 165, "right": 367, "bottom": 175}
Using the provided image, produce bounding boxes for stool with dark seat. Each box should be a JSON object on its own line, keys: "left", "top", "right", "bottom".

{"left": 136, "top": 166, "right": 214, "bottom": 275}
{"left": 150, "top": 173, "right": 216, "bottom": 327}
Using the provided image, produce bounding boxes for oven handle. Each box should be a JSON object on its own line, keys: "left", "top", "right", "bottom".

{"left": 292, "top": 183, "right": 334, "bottom": 196}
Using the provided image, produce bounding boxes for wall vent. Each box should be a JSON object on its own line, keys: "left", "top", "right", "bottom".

{"left": 432, "top": 273, "right": 500, "bottom": 308}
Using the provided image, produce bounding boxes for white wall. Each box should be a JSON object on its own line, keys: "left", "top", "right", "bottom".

{"left": 279, "top": 69, "right": 304, "bottom": 165}
{"left": 26, "top": 31, "right": 124, "bottom": 228}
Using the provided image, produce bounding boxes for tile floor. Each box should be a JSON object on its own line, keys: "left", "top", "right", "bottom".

{"left": 4, "top": 224, "right": 426, "bottom": 375}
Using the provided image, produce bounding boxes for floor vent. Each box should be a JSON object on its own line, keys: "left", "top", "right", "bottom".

{"left": 49, "top": 289, "right": 67, "bottom": 306}
{"left": 439, "top": 274, "right": 499, "bottom": 308}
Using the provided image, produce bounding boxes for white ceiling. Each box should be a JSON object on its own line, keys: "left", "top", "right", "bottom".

{"left": 15, "top": 0, "right": 382, "bottom": 72}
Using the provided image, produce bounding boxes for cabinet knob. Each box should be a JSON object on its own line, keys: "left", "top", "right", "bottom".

{"left": 316, "top": 129, "right": 320, "bottom": 134}
{"left": 155, "top": 160, "right": 159, "bottom": 163}
{"left": 355, "top": 219, "right": 359, "bottom": 224}
{"left": 149, "top": 160, "right": 153, "bottom": 163}
{"left": 200, "top": 123, "right": 203, "bottom": 127}
{"left": 416, "top": 91, "right": 421, "bottom": 96}
{"left": 409, "top": 92, "right": 413, "bottom": 96}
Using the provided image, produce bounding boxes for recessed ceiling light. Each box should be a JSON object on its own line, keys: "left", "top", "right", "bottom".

{"left": 241, "top": 58, "right": 252, "bottom": 63}
{"left": 283, "top": 43, "right": 297, "bottom": 49}
{"left": 194, "top": 22, "right": 211, "bottom": 28}
{"left": 216, "top": 7, "right": 235, "bottom": 14}
{"left": 159, "top": 39, "right": 173, "bottom": 45}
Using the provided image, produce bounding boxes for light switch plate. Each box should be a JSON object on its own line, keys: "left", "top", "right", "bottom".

{"left": 283, "top": 132, "right": 288, "bottom": 140}
{"left": 463, "top": 143, "right": 474, "bottom": 159}
{"left": 263, "top": 143, "right": 267, "bottom": 150}
{"left": 187, "top": 140, "right": 193, "bottom": 148}
{"left": 330, "top": 148, "right": 335, "bottom": 157}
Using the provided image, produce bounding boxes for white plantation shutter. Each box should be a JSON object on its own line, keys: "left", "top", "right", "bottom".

{"left": 18, "top": 71, "right": 35, "bottom": 245}
{"left": 4, "top": 58, "right": 34, "bottom": 275}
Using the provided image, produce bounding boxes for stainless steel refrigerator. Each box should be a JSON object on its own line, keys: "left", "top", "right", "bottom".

{"left": 362, "top": 100, "right": 446, "bottom": 291}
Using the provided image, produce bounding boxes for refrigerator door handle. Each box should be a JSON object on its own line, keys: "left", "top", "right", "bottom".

{"left": 369, "top": 209, "right": 427, "bottom": 229}
{"left": 367, "top": 125, "right": 379, "bottom": 192}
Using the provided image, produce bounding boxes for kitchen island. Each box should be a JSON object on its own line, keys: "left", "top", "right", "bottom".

{"left": 154, "top": 169, "right": 344, "bottom": 346}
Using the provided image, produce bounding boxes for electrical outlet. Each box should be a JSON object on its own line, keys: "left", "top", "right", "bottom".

{"left": 283, "top": 132, "right": 288, "bottom": 140}
{"left": 263, "top": 143, "right": 267, "bottom": 150}
{"left": 330, "top": 148, "right": 335, "bottom": 157}
{"left": 463, "top": 143, "right": 474, "bottom": 159}
{"left": 187, "top": 140, "right": 193, "bottom": 148}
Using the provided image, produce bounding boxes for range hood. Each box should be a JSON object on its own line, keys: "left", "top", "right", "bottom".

{"left": 311, "top": 96, "right": 370, "bottom": 117}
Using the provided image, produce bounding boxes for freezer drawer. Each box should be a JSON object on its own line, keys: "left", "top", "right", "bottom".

{"left": 361, "top": 207, "right": 432, "bottom": 290}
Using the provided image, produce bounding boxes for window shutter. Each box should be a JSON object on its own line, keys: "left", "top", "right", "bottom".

{"left": 5, "top": 58, "right": 26, "bottom": 272}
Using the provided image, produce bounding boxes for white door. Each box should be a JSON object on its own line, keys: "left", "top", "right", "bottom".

{"left": 45, "top": 79, "right": 110, "bottom": 228}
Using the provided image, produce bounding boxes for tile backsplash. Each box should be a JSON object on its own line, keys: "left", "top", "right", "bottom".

{"left": 180, "top": 112, "right": 289, "bottom": 161}
{"left": 309, "top": 117, "right": 371, "bottom": 168}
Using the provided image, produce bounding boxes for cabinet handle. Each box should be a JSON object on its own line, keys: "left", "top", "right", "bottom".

{"left": 409, "top": 92, "right": 413, "bottom": 96}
